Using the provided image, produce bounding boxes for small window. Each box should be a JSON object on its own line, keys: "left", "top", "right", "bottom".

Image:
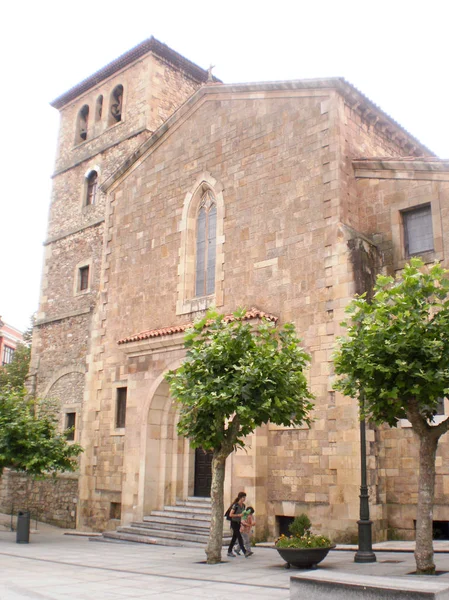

{"left": 403, "top": 205, "right": 434, "bottom": 256}
{"left": 65, "top": 412, "right": 76, "bottom": 441}
{"left": 76, "top": 104, "right": 89, "bottom": 143}
{"left": 86, "top": 171, "right": 98, "bottom": 206}
{"left": 79, "top": 266, "right": 90, "bottom": 291}
{"left": 109, "top": 84, "right": 123, "bottom": 125}
{"left": 110, "top": 502, "right": 121, "bottom": 520}
{"left": 2, "top": 345, "right": 15, "bottom": 365}
{"left": 116, "top": 387, "right": 127, "bottom": 428}
{"left": 95, "top": 95, "right": 103, "bottom": 122}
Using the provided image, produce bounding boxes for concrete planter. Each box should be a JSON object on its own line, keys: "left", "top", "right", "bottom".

{"left": 275, "top": 545, "right": 336, "bottom": 569}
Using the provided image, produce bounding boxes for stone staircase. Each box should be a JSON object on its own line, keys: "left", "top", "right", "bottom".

{"left": 100, "top": 497, "right": 232, "bottom": 548}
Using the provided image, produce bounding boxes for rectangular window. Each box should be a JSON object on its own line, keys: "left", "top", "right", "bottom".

{"left": 403, "top": 205, "right": 434, "bottom": 256}
{"left": 79, "top": 266, "right": 90, "bottom": 291}
{"left": 65, "top": 412, "right": 76, "bottom": 441}
{"left": 116, "top": 387, "right": 127, "bottom": 428}
{"left": 110, "top": 502, "right": 121, "bottom": 520}
{"left": 2, "top": 345, "right": 15, "bottom": 365}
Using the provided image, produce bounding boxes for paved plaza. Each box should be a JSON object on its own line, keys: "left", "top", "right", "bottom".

{"left": 2, "top": 519, "right": 449, "bottom": 599}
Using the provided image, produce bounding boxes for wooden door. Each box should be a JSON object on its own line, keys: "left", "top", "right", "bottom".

{"left": 194, "top": 448, "right": 213, "bottom": 497}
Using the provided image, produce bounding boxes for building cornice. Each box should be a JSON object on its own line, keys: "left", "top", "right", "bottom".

{"left": 101, "top": 78, "right": 434, "bottom": 194}
{"left": 353, "top": 157, "right": 449, "bottom": 181}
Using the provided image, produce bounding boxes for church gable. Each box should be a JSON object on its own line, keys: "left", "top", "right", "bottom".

{"left": 102, "top": 90, "right": 335, "bottom": 340}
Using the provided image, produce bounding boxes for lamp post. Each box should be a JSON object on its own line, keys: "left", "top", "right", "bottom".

{"left": 354, "top": 396, "right": 376, "bottom": 563}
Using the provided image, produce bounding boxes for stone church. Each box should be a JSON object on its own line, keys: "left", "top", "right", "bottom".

{"left": 18, "top": 37, "right": 449, "bottom": 541}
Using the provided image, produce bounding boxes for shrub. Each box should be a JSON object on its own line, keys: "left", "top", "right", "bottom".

{"left": 288, "top": 513, "right": 311, "bottom": 537}
{"left": 275, "top": 514, "right": 332, "bottom": 549}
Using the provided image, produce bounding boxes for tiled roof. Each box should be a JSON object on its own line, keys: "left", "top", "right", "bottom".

{"left": 50, "top": 37, "right": 220, "bottom": 109}
{"left": 117, "top": 308, "right": 278, "bottom": 345}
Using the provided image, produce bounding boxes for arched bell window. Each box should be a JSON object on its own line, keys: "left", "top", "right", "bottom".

{"left": 109, "top": 84, "right": 123, "bottom": 125}
{"left": 195, "top": 190, "right": 217, "bottom": 297}
{"left": 76, "top": 105, "right": 89, "bottom": 143}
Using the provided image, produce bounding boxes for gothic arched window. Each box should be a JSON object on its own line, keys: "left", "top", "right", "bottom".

{"left": 195, "top": 190, "right": 217, "bottom": 297}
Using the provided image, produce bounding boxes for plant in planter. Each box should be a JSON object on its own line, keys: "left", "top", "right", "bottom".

{"left": 275, "top": 514, "right": 335, "bottom": 569}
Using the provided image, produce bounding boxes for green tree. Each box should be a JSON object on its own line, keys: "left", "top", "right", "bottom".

{"left": 0, "top": 387, "right": 83, "bottom": 526}
{"left": 166, "top": 309, "right": 314, "bottom": 564}
{"left": 0, "top": 343, "right": 31, "bottom": 392}
{"left": 334, "top": 258, "right": 449, "bottom": 574}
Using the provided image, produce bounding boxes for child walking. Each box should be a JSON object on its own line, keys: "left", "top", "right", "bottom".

{"left": 236, "top": 507, "right": 255, "bottom": 555}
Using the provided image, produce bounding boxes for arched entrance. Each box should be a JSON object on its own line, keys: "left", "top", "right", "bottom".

{"left": 142, "top": 379, "right": 212, "bottom": 515}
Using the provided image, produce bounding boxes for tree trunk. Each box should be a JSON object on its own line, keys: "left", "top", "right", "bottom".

{"left": 415, "top": 432, "right": 438, "bottom": 574}
{"left": 205, "top": 452, "right": 226, "bottom": 564}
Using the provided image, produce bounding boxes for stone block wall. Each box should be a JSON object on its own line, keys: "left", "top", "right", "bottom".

{"left": 76, "top": 87, "right": 401, "bottom": 537}
{"left": 354, "top": 169, "right": 449, "bottom": 539}
{"left": 0, "top": 470, "right": 79, "bottom": 529}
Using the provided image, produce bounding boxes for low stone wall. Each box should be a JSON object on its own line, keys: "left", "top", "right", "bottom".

{"left": 0, "top": 469, "right": 79, "bottom": 529}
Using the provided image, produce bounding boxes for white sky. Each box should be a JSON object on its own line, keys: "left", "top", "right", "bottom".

{"left": 2, "top": 0, "right": 449, "bottom": 332}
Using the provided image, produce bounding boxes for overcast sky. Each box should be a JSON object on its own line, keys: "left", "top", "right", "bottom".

{"left": 2, "top": 0, "right": 448, "bottom": 332}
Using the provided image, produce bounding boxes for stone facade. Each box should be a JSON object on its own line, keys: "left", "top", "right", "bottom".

{"left": 0, "top": 470, "right": 78, "bottom": 529}
{"left": 22, "top": 38, "right": 449, "bottom": 542}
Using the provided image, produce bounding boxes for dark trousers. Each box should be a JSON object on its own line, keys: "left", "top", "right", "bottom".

{"left": 228, "top": 521, "right": 246, "bottom": 554}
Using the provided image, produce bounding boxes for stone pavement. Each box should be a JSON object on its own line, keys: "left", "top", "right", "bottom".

{"left": 2, "top": 518, "right": 449, "bottom": 599}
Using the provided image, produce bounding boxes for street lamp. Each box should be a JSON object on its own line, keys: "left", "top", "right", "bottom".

{"left": 354, "top": 395, "right": 376, "bottom": 563}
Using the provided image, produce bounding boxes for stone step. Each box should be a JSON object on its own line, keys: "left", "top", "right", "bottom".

{"left": 162, "top": 505, "right": 212, "bottom": 515}
{"left": 97, "top": 497, "right": 229, "bottom": 548}
{"left": 117, "top": 526, "right": 227, "bottom": 545}
{"left": 146, "top": 510, "right": 211, "bottom": 523}
{"left": 130, "top": 520, "right": 232, "bottom": 539}
{"left": 186, "top": 496, "right": 211, "bottom": 503}
{"left": 175, "top": 499, "right": 213, "bottom": 510}
{"left": 103, "top": 531, "right": 206, "bottom": 548}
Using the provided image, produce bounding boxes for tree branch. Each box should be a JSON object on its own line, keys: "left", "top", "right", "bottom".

{"left": 407, "top": 398, "right": 431, "bottom": 437}
{"left": 433, "top": 416, "right": 449, "bottom": 439}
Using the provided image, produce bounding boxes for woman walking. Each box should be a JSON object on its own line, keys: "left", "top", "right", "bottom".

{"left": 226, "top": 492, "right": 253, "bottom": 558}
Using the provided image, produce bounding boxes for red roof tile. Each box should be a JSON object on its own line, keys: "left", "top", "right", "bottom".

{"left": 117, "top": 308, "right": 278, "bottom": 345}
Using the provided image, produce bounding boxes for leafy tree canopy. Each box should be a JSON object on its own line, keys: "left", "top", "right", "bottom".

{"left": 0, "top": 388, "right": 83, "bottom": 478}
{"left": 0, "top": 343, "right": 31, "bottom": 392}
{"left": 166, "top": 308, "right": 314, "bottom": 453}
{"left": 334, "top": 258, "right": 449, "bottom": 427}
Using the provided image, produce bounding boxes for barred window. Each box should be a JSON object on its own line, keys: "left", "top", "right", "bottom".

{"left": 195, "top": 191, "right": 216, "bottom": 297}
{"left": 403, "top": 205, "right": 434, "bottom": 256}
